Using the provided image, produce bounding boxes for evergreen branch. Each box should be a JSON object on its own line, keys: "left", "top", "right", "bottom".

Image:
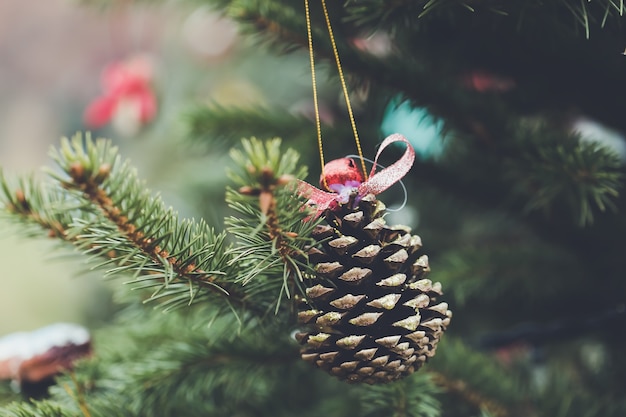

{"left": 359, "top": 373, "right": 442, "bottom": 417}
{"left": 223, "top": 0, "right": 498, "bottom": 148}
{"left": 131, "top": 339, "right": 298, "bottom": 415}
{"left": 58, "top": 312, "right": 304, "bottom": 417}
{"left": 222, "top": 0, "right": 626, "bottom": 141}
{"left": 343, "top": 0, "right": 625, "bottom": 37}
{"left": 226, "top": 138, "right": 320, "bottom": 313}
{"left": 427, "top": 338, "right": 525, "bottom": 417}
{"left": 531, "top": 365, "right": 626, "bottom": 417}
{"left": 185, "top": 105, "right": 319, "bottom": 152}
{"left": 503, "top": 125, "right": 623, "bottom": 226}
{"left": 215, "top": 0, "right": 305, "bottom": 44}
{"left": 1, "top": 134, "right": 323, "bottom": 317}
{"left": 0, "top": 400, "right": 76, "bottom": 417}
{"left": 0, "top": 310, "right": 303, "bottom": 417}
{"left": 430, "top": 371, "right": 510, "bottom": 417}
{"left": 1, "top": 185, "right": 65, "bottom": 237}
{"left": 64, "top": 176, "right": 219, "bottom": 288}
{"left": 220, "top": 1, "right": 515, "bottom": 150}
{"left": 0, "top": 171, "right": 87, "bottom": 240}
{"left": 209, "top": 0, "right": 626, "bottom": 39}
{"left": 43, "top": 134, "right": 250, "bottom": 310}
{"left": 60, "top": 372, "right": 91, "bottom": 417}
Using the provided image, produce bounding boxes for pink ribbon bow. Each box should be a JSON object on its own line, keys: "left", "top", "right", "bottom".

{"left": 299, "top": 133, "right": 415, "bottom": 217}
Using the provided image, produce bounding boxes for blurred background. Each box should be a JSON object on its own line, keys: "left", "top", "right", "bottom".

{"left": 0, "top": 0, "right": 249, "bottom": 334}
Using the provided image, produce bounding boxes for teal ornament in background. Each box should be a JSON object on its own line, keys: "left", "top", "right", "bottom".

{"left": 381, "top": 97, "right": 445, "bottom": 159}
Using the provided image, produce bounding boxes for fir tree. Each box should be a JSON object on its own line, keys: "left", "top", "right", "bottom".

{"left": 1, "top": 1, "right": 626, "bottom": 417}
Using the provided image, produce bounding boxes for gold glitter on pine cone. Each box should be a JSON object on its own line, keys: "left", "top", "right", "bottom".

{"left": 296, "top": 194, "right": 452, "bottom": 384}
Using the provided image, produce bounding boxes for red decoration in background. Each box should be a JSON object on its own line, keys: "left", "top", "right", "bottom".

{"left": 461, "top": 70, "right": 516, "bottom": 93}
{"left": 84, "top": 55, "right": 157, "bottom": 131}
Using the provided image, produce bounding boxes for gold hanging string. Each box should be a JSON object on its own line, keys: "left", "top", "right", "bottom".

{"left": 305, "top": 0, "right": 368, "bottom": 186}
{"left": 304, "top": 0, "right": 328, "bottom": 189}
{"left": 320, "top": 0, "right": 368, "bottom": 180}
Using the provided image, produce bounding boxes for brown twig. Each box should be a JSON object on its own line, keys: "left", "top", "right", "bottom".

{"left": 239, "top": 166, "right": 302, "bottom": 308}
{"left": 7, "top": 189, "right": 68, "bottom": 239}
{"left": 62, "top": 371, "right": 91, "bottom": 417}
{"left": 60, "top": 163, "right": 247, "bottom": 305}
{"left": 241, "top": 167, "right": 298, "bottom": 259}
{"left": 430, "top": 371, "right": 511, "bottom": 417}
{"left": 68, "top": 163, "right": 217, "bottom": 285}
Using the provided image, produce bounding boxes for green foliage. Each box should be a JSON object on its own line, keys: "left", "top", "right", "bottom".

{"left": 0, "top": 401, "right": 76, "bottom": 417}
{"left": 0, "top": 134, "right": 318, "bottom": 317}
{"left": 0, "top": 171, "right": 84, "bottom": 238}
{"left": 186, "top": 105, "right": 318, "bottom": 147}
{"left": 343, "top": 0, "right": 625, "bottom": 36}
{"left": 435, "top": 231, "right": 582, "bottom": 313}
{"left": 1, "top": 308, "right": 300, "bottom": 417}
{"left": 3, "top": 134, "right": 238, "bottom": 312}
{"left": 359, "top": 373, "right": 442, "bottom": 417}
{"left": 532, "top": 366, "right": 626, "bottom": 417}
{"left": 227, "top": 137, "right": 306, "bottom": 189}
{"left": 504, "top": 124, "right": 622, "bottom": 226}
{"left": 429, "top": 338, "right": 523, "bottom": 408}
{"left": 226, "top": 138, "right": 320, "bottom": 313}
{"left": 0, "top": 135, "right": 331, "bottom": 416}
{"left": 80, "top": 311, "right": 300, "bottom": 417}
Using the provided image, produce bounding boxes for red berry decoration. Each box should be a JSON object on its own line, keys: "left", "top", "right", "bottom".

{"left": 320, "top": 158, "right": 365, "bottom": 191}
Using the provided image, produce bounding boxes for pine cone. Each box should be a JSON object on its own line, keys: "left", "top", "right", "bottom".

{"left": 296, "top": 194, "right": 451, "bottom": 384}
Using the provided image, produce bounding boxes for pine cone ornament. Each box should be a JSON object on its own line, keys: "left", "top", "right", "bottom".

{"left": 295, "top": 135, "right": 451, "bottom": 384}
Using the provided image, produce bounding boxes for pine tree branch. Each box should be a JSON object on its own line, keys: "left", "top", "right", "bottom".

{"left": 0, "top": 175, "right": 73, "bottom": 240}
{"left": 2, "top": 134, "right": 320, "bottom": 317}
{"left": 426, "top": 338, "right": 527, "bottom": 417}
{"left": 0, "top": 134, "right": 254, "bottom": 313}
{"left": 504, "top": 127, "right": 623, "bottom": 226}
{"left": 60, "top": 372, "right": 91, "bottom": 417}
{"left": 226, "top": 138, "right": 320, "bottom": 313}
{"left": 358, "top": 373, "right": 442, "bottom": 417}
{"left": 220, "top": 2, "right": 515, "bottom": 152}
{"left": 343, "top": 0, "right": 625, "bottom": 38}
{"left": 186, "top": 105, "right": 321, "bottom": 150}
{"left": 44, "top": 135, "right": 251, "bottom": 311}
{"left": 48, "top": 311, "right": 306, "bottom": 417}
{"left": 0, "top": 400, "right": 76, "bottom": 417}
{"left": 430, "top": 371, "right": 510, "bottom": 417}
{"left": 224, "top": 0, "right": 626, "bottom": 144}
{"left": 61, "top": 156, "right": 222, "bottom": 289}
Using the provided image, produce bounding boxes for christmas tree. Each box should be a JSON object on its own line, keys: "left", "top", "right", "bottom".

{"left": 1, "top": 1, "right": 626, "bottom": 416}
